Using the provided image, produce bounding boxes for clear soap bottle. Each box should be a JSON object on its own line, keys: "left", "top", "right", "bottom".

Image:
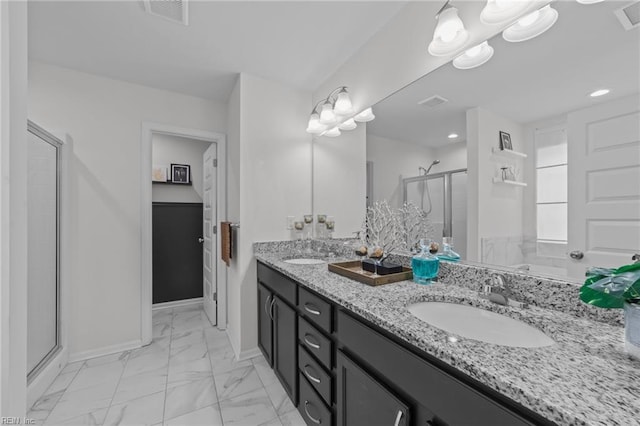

{"left": 412, "top": 239, "right": 440, "bottom": 285}
{"left": 438, "top": 237, "right": 460, "bottom": 262}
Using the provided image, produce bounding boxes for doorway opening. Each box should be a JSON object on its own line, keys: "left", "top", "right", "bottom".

{"left": 141, "top": 123, "right": 227, "bottom": 346}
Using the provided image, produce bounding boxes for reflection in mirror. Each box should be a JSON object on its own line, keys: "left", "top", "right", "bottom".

{"left": 366, "top": 0, "right": 640, "bottom": 282}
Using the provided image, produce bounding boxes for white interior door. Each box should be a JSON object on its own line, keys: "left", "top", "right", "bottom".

{"left": 203, "top": 143, "right": 217, "bottom": 325}
{"left": 567, "top": 94, "right": 640, "bottom": 278}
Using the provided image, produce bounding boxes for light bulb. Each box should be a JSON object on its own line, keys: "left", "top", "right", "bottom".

{"left": 354, "top": 107, "right": 375, "bottom": 123}
{"left": 453, "top": 41, "right": 494, "bottom": 70}
{"left": 334, "top": 88, "right": 354, "bottom": 115}
{"left": 306, "top": 112, "right": 325, "bottom": 134}
{"left": 338, "top": 118, "right": 357, "bottom": 131}
{"left": 448, "top": 133, "right": 459, "bottom": 139}
{"left": 428, "top": 5, "right": 469, "bottom": 57}
{"left": 518, "top": 9, "right": 539, "bottom": 27}
{"left": 319, "top": 101, "right": 336, "bottom": 125}
{"left": 589, "top": 89, "right": 610, "bottom": 97}
{"left": 503, "top": 5, "right": 558, "bottom": 43}
{"left": 324, "top": 127, "right": 341, "bottom": 137}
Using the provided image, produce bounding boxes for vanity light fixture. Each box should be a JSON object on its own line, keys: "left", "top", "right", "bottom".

{"left": 576, "top": 0, "right": 604, "bottom": 4}
{"left": 428, "top": 0, "right": 470, "bottom": 57}
{"left": 502, "top": 5, "right": 559, "bottom": 43}
{"left": 448, "top": 133, "right": 459, "bottom": 139}
{"left": 306, "top": 86, "right": 359, "bottom": 135}
{"left": 480, "top": 0, "right": 532, "bottom": 26}
{"left": 589, "top": 89, "right": 610, "bottom": 97}
{"left": 354, "top": 107, "right": 375, "bottom": 123}
{"left": 453, "top": 40, "right": 494, "bottom": 69}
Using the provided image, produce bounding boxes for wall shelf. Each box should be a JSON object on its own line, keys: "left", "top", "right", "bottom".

{"left": 491, "top": 147, "right": 527, "bottom": 159}
{"left": 492, "top": 177, "right": 527, "bottom": 187}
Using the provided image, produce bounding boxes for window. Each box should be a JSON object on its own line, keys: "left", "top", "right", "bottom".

{"left": 535, "top": 127, "right": 567, "bottom": 250}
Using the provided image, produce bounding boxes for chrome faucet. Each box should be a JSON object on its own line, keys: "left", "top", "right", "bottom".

{"left": 480, "top": 273, "right": 528, "bottom": 309}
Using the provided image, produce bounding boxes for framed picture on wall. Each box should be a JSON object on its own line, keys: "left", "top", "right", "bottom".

{"left": 152, "top": 165, "right": 169, "bottom": 182}
{"left": 170, "top": 164, "right": 191, "bottom": 184}
{"left": 499, "top": 131, "right": 513, "bottom": 151}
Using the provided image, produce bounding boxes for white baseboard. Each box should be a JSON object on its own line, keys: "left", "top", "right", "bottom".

{"left": 68, "top": 339, "right": 143, "bottom": 363}
{"left": 152, "top": 297, "right": 203, "bottom": 311}
{"left": 27, "top": 347, "right": 68, "bottom": 408}
{"left": 237, "top": 347, "right": 262, "bottom": 361}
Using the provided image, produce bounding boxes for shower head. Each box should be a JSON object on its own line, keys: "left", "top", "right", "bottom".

{"left": 424, "top": 160, "right": 440, "bottom": 175}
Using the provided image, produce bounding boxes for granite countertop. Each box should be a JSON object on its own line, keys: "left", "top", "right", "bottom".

{"left": 254, "top": 242, "right": 640, "bottom": 426}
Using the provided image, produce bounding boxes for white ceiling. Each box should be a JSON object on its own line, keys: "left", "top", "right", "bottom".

{"left": 368, "top": 0, "right": 640, "bottom": 148}
{"left": 28, "top": 1, "right": 407, "bottom": 102}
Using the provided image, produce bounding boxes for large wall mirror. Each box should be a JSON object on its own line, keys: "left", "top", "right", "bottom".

{"left": 314, "top": 0, "right": 640, "bottom": 282}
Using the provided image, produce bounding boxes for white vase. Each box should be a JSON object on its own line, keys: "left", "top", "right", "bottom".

{"left": 624, "top": 302, "right": 640, "bottom": 360}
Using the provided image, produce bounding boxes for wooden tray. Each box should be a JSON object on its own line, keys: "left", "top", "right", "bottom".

{"left": 328, "top": 261, "right": 413, "bottom": 286}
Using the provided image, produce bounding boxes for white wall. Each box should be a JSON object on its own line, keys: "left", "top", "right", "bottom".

{"left": 152, "top": 134, "right": 211, "bottom": 203}
{"left": 0, "top": 1, "right": 28, "bottom": 417}
{"left": 366, "top": 133, "right": 435, "bottom": 208}
{"left": 227, "top": 73, "right": 312, "bottom": 357}
{"left": 466, "top": 107, "right": 526, "bottom": 262}
{"left": 28, "top": 62, "right": 227, "bottom": 358}
{"left": 434, "top": 141, "right": 467, "bottom": 172}
{"left": 314, "top": 125, "right": 366, "bottom": 237}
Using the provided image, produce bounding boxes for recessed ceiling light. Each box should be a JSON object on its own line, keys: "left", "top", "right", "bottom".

{"left": 590, "top": 89, "right": 610, "bottom": 97}
{"left": 448, "top": 133, "right": 459, "bottom": 139}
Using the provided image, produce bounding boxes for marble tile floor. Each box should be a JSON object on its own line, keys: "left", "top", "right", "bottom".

{"left": 28, "top": 305, "right": 306, "bottom": 426}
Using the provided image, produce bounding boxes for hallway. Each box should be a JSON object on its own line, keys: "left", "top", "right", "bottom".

{"left": 28, "top": 305, "right": 305, "bottom": 425}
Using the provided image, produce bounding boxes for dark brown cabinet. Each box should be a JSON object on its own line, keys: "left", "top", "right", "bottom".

{"left": 257, "top": 282, "right": 273, "bottom": 366}
{"left": 257, "top": 261, "right": 554, "bottom": 426}
{"left": 273, "top": 296, "right": 298, "bottom": 405}
{"left": 337, "top": 350, "right": 409, "bottom": 426}
{"left": 257, "top": 266, "right": 298, "bottom": 406}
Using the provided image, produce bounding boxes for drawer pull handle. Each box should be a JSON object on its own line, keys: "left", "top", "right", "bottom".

{"left": 394, "top": 410, "right": 403, "bottom": 426}
{"left": 304, "top": 400, "right": 322, "bottom": 424}
{"left": 303, "top": 334, "right": 321, "bottom": 350}
{"left": 304, "top": 303, "right": 321, "bottom": 316}
{"left": 303, "top": 364, "right": 321, "bottom": 384}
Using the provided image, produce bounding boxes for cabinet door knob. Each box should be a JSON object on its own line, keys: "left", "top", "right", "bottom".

{"left": 394, "top": 410, "right": 404, "bottom": 426}
{"left": 304, "top": 401, "right": 322, "bottom": 424}
{"left": 569, "top": 250, "right": 584, "bottom": 260}
{"left": 198, "top": 237, "right": 204, "bottom": 243}
{"left": 264, "top": 295, "right": 271, "bottom": 318}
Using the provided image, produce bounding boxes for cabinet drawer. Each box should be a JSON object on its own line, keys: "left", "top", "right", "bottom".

{"left": 257, "top": 262, "right": 296, "bottom": 305}
{"left": 298, "top": 346, "right": 331, "bottom": 406}
{"left": 337, "top": 310, "right": 539, "bottom": 426}
{"left": 298, "top": 287, "right": 332, "bottom": 333}
{"left": 298, "top": 317, "right": 332, "bottom": 370}
{"left": 299, "top": 371, "right": 332, "bottom": 426}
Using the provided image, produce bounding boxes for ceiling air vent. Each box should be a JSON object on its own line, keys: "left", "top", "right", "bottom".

{"left": 614, "top": 1, "right": 640, "bottom": 30}
{"left": 143, "top": 0, "right": 189, "bottom": 26}
{"left": 418, "top": 95, "right": 449, "bottom": 108}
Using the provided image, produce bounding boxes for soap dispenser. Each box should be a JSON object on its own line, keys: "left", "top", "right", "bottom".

{"left": 412, "top": 239, "right": 440, "bottom": 284}
{"left": 438, "top": 237, "right": 460, "bottom": 262}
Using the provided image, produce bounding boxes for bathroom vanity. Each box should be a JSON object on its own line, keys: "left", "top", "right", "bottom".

{"left": 254, "top": 241, "right": 639, "bottom": 426}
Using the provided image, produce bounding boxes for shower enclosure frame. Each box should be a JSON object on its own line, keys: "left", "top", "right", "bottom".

{"left": 402, "top": 168, "right": 467, "bottom": 238}
{"left": 26, "top": 121, "right": 62, "bottom": 384}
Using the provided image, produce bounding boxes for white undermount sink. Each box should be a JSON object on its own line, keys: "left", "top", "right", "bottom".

{"left": 407, "top": 302, "right": 555, "bottom": 348}
{"left": 283, "top": 258, "right": 326, "bottom": 265}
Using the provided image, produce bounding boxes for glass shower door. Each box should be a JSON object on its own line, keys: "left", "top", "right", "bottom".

{"left": 27, "top": 123, "right": 61, "bottom": 380}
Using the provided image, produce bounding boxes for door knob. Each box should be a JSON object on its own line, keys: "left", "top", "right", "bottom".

{"left": 569, "top": 250, "right": 584, "bottom": 260}
{"left": 198, "top": 237, "right": 204, "bottom": 243}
